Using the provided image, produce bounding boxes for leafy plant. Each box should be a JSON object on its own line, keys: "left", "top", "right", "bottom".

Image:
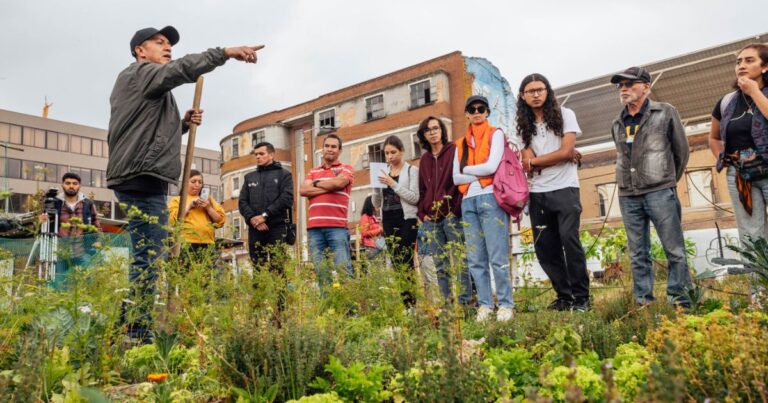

{"left": 309, "top": 355, "right": 391, "bottom": 402}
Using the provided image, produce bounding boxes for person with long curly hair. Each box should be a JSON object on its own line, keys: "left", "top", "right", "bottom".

{"left": 709, "top": 44, "right": 768, "bottom": 245}
{"left": 517, "top": 74, "right": 590, "bottom": 312}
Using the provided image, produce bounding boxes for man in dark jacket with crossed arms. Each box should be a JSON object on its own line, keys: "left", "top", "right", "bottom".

{"left": 107, "top": 25, "right": 262, "bottom": 343}
{"left": 239, "top": 141, "right": 294, "bottom": 269}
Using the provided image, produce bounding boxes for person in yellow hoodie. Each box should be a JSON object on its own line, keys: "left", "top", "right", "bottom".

{"left": 168, "top": 169, "right": 226, "bottom": 257}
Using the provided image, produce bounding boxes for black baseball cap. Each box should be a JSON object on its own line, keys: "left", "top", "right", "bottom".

{"left": 465, "top": 95, "right": 490, "bottom": 115}
{"left": 610, "top": 66, "right": 651, "bottom": 84}
{"left": 130, "top": 26, "right": 180, "bottom": 57}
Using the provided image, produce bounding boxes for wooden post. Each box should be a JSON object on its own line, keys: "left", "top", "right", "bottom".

{"left": 172, "top": 76, "right": 204, "bottom": 257}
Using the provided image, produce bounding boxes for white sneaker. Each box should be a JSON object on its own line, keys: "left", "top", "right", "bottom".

{"left": 476, "top": 306, "right": 493, "bottom": 322}
{"left": 496, "top": 307, "right": 514, "bottom": 322}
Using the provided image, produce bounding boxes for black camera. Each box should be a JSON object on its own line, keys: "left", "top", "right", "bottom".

{"left": 43, "top": 187, "right": 59, "bottom": 215}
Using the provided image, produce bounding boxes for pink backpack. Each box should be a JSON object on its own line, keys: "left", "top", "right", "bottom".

{"left": 493, "top": 138, "right": 529, "bottom": 220}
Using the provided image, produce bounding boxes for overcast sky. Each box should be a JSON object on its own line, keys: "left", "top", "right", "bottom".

{"left": 0, "top": 0, "right": 763, "bottom": 151}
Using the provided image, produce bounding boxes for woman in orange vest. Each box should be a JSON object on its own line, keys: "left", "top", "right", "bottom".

{"left": 452, "top": 95, "right": 514, "bottom": 322}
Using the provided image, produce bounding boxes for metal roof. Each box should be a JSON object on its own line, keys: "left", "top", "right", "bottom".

{"left": 556, "top": 33, "right": 768, "bottom": 147}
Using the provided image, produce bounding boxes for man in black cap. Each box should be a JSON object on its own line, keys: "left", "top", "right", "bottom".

{"left": 107, "top": 25, "right": 263, "bottom": 343}
{"left": 609, "top": 66, "right": 692, "bottom": 307}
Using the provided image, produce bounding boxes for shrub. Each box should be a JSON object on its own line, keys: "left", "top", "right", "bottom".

{"left": 644, "top": 309, "right": 768, "bottom": 400}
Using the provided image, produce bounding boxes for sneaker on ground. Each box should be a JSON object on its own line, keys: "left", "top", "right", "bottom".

{"left": 572, "top": 299, "right": 591, "bottom": 312}
{"left": 497, "top": 307, "right": 514, "bottom": 321}
{"left": 547, "top": 299, "right": 572, "bottom": 311}
{"left": 476, "top": 306, "right": 493, "bottom": 322}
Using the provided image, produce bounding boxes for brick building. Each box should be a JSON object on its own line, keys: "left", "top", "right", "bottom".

{"left": 219, "top": 51, "right": 514, "bottom": 263}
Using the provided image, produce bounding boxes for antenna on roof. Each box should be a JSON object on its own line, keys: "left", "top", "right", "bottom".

{"left": 42, "top": 96, "right": 53, "bottom": 118}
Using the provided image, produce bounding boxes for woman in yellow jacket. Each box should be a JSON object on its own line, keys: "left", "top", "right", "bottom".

{"left": 168, "top": 169, "right": 226, "bottom": 255}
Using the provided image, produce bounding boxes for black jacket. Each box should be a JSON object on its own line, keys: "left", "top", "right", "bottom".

{"left": 107, "top": 48, "right": 228, "bottom": 187}
{"left": 238, "top": 162, "right": 294, "bottom": 227}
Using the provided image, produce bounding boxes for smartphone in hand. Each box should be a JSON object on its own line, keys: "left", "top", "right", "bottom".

{"left": 200, "top": 187, "right": 210, "bottom": 200}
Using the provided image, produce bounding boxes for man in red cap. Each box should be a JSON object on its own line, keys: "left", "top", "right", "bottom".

{"left": 107, "top": 25, "right": 262, "bottom": 343}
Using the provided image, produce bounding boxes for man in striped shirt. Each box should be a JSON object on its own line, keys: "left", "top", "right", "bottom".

{"left": 300, "top": 134, "right": 355, "bottom": 285}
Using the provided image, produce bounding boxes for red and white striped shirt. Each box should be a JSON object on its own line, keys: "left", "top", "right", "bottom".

{"left": 306, "top": 161, "right": 355, "bottom": 229}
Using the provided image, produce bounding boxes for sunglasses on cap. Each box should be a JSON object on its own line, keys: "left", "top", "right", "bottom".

{"left": 466, "top": 105, "right": 488, "bottom": 114}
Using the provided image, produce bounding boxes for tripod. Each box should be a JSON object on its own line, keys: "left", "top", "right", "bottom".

{"left": 25, "top": 209, "right": 60, "bottom": 281}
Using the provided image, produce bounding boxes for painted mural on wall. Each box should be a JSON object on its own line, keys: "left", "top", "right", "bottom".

{"left": 464, "top": 57, "right": 517, "bottom": 145}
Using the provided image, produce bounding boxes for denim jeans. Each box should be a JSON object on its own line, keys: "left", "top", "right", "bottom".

{"left": 618, "top": 188, "right": 692, "bottom": 304}
{"left": 461, "top": 193, "right": 514, "bottom": 308}
{"left": 726, "top": 166, "right": 768, "bottom": 243}
{"left": 308, "top": 227, "right": 353, "bottom": 286}
{"left": 418, "top": 216, "right": 473, "bottom": 304}
{"left": 114, "top": 190, "right": 169, "bottom": 338}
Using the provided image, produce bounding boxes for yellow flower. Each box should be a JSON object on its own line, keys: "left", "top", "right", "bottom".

{"left": 332, "top": 282, "right": 341, "bottom": 289}
{"left": 147, "top": 372, "right": 169, "bottom": 383}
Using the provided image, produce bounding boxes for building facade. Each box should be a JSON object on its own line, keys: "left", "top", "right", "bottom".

{"left": 0, "top": 109, "right": 222, "bottom": 223}
{"left": 219, "top": 52, "right": 514, "bottom": 263}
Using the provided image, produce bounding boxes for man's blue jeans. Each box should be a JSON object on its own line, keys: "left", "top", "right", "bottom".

{"left": 418, "top": 216, "right": 473, "bottom": 304}
{"left": 308, "top": 227, "right": 352, "bottom": 286}
{"left": 461, "top": 193, "right": 514, "bottom": 309}
{"left": 618, "top": 188, "right": 692, "bottom": 304}
{"left": 114, "top": 191, "right": 168, "bottom": 338}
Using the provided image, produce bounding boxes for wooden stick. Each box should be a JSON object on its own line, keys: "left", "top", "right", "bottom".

{"left": 173, "top": 76, "right": 204, "bottom": 257}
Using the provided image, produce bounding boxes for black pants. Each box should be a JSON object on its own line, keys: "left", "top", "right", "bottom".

{"left": 248, "top": 225, "right": 287, "bottom": 273}
{"left": 530, "top": 187, "right": 590, "bottom": 303}
{"left": 383, "top": 211, "right": 418, "bottom": 306}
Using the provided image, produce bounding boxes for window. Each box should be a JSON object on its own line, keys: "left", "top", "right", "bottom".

{"left": 203, "top": 159, "right": 211, "bottom": 174}
{"left": 193, "top": 157, "right": 203, "bottom": 171}
{"left": 596, "top": 183, "right": 620, "bottom": 217}
{"left": 410, "top": 80, "right": 432, "bottom": 108}
{"left": 251, "top": 130, "right": 265, "bottom": 149}
{"left": 46, "top": 131, "right": 58, "bottom": 150}
{"left": 319, "top": 109, "right": 335, "bottom": 129}
{"left": 231, "top": 138, "right": 239, "bottom": 158}
{"left": 44, "top": 163, "right": 61, "bottom": 183}
{"left": 34, "top": 129, "right": 46, "bottom": 148}
{"left": 70, "top": 135, "right": 81, "bottom": 154}
{"left": 92, "top": 140, "right": 103, "bottom": 157}
{"left": 365, "top": 94, "right": 385, "bottom": 121}
{"left": 364, "top": 142, "right": 385, "bottom": 169}
{"left": 0, "top": 158, "right": 21, "bottom": 179}
{"left": 9, "top": 125, "right": 22, "bottom": 144}
{"left": 687, "top": 169, "right": 715, "bottom": 208}
{"left": 0, "top": 123, "right": 9, "bottom": 142}
{"left": 233, "top": 177, "right": 240, "bottom": 193}
{"left": 92, "top": 169, "right": 106, "bottom": 188}
{"left": 21, "top": 161, "right": 44, "bottom": 180}
{"left": 232, "top": 216, "right": 241, "bottom": 240}
{"left": 58, "top": 133, "right": 69, "bottom": 151}
{"left": 81, "top": 137, "right": 92, "bottom": 155}
{"left": 22, "top": 127, "right": 34, "bottom": 146}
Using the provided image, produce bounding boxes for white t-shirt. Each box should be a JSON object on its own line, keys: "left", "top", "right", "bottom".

{"left": 529, "top": 107, "right": 581, "bottom": 193}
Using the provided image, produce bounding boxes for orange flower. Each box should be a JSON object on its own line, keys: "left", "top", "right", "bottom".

{"left": 147, "top": 372, "right": 169, "bottom": 383}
